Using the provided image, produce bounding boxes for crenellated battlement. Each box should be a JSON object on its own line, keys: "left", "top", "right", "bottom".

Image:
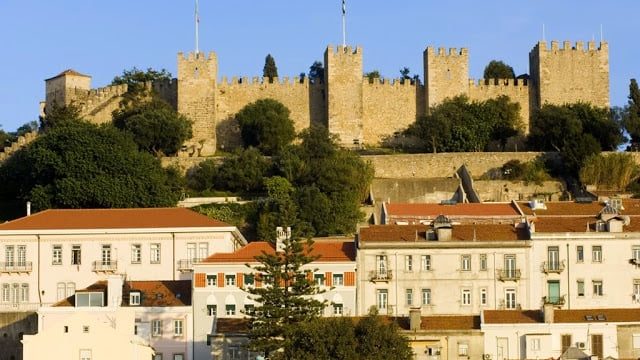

{"left": 217, "top": 75, "right": 312, "bottom": 87}
{"left": 362, "top": 77, "right": 418, "bottom": 87}
{"left": 425, "top": 46, "right": 469, "bottom": 57}
{"left": 469, "top": 78, "right": 528, "bottom": 88}
{"left": 535, "top": 40, "right": 608, "bottom": 53}
{"left": 178, "top": 51, "right": 217, "bottom": 62}
{"left": 326, "top": 45, "right": 363, "bottom": 56}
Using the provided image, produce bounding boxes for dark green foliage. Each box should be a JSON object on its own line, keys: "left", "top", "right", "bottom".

{"left": 236, "top": 99, "right": 296, "bottom": 156}
{"left": 263, "top": 54, "right": 278, "bottom": 83}
{"left": 580, "top": 152, "right": 639, "bottom": 190}
{"left": 194, "top": 202, "right": 259, "bottom": 239}
{"left": 399, "top": 67, "right": 419, "bottom": 84}
{"left": 308, "top": 61, "right": 324, "bottom": 84}
{"left": 113, "top": 98, "right": 193, "bottom": 156}
{"left": 256, "top": 177, "right": 310, "bottom": 242}
{"left": 186, "top": 159, "right": 218, "bottom": 192}
{"left": 365, "top": 70, "right": 381, "bottom": 83}
{"left": 0, "top": 127, "right": 13, "bottom": 147}
{"left": 500, "top": 158, "right": 551, "bottom": 185}
{"left": 284, "top": 317, "right": 359, "bottom": 360}
{"left": 410, "top": 95, "right": 522, "bottom": 153}
{"left": 40, "top": 103, "right": 83, "bottom": 130}
{"left": 246, "top": 236, "right": 326, "bottom": 358}
{"left": 483, "top": 60, "right": 516, "bottom": 79}
{"left": 354, "top": 313, "right": 414, "bottom": 360}
{"left": 0, "top": 120, "right": 178, "bottom": 211}
{"left": 111, "top": 67, "right": 171, "bottom": 92}
{"left": 623, "top": 79, "right": 640, "bottom": 150}
{"left": 214, "top": 147, "right": 270, "bottom": 194}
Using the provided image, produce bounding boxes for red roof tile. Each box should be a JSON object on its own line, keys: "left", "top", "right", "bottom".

{"left": 0, "top": 208, "right": 231, "bottom": 231}
{"left": 359, "top": 224, "right": 527, "bottom": 242}
{"left": 421, "top": 315, "right": 480, "bottom": 330}
{"left": 45, "top": 69, "right": 91, "bottom": 81}
{"left": 53, "top": 280, "right": 191, "bottom": 307}
{"left": 386, "top": 202, "right": 521, "bottom": 218}
{"left": 202, "top": 240, "right": 356, "bottom": 263}
{"left": 483, "top": 310, "right": 543, "bottom": 324}
{"left": 554, "top": 308, "right": 640, "bottom": 323}
{"left": 519, "top": 199, "right": 640, "bottom": 217}
{"left": 532, "top": 216, "right": 640, "bottom": 233}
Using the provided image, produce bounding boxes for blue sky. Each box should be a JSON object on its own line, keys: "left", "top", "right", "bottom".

{"left": 1, "top": 0, "right": 638, "bottom": 131}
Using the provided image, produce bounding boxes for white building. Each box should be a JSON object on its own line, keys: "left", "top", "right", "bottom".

{"left": 357, "top": 218, "right": 531, "bottom": 317}
{"left": 0, "top": 208, "right": 246, "bottom": 309}
{"left": 191, "top": 238, "right": 357, "bottom": 360}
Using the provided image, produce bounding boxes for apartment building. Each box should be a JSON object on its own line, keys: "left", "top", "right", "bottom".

{"left": 0, "top": 208, "right": 246, "bottom": 309}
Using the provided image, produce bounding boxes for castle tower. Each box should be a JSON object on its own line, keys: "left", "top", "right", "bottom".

{"left": 177, "top": 51, "right": 218, "bottom": 156}
{"left": 424, "top": 47, "right": 469, "bottom": 109}
{"left": 529, "top": 40, "right": 609, "bottom": 110}
{"left": 44, "top": 69, "right": 92, "bottom": 113}
{"left": 324, "top": 45, "right": 364, "bottom": 147}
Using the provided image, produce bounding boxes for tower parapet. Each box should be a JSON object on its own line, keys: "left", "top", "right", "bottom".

{"left": 424, "top": 46, "right": 470, "bottom": 108}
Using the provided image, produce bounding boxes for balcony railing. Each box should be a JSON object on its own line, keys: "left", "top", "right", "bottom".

{"left": 543, "top": 295, "right": 566, "bottom": 306}
{"left": 497, "top": 269, "right": 521, "bottom": 281}
{"left": 369, "top": 270, "right": 392, "bottom": 282}
{"left": 0, "top": 261, "right": 32, "bottom": 273}
{"left": 177, "top": 258, "right": 202, "bottom": 272}
{"left": 92, "top": 260, "right": 118, "bottom": 272}
{"left": 541, "top": 260, "right": 565, "bottom": 274}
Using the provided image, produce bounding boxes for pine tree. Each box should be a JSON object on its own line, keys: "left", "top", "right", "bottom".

{"left": 246, "top": 229, "right": 326, "bottom": 359}
{"left": 624, "top": 79, "right": 640, "bottom": 150}
{"left": 263, "top": 54, "right": 278, "bottom": 83}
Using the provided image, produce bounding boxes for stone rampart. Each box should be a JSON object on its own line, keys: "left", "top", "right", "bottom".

{"left": 468, "top": 78, "right": 530, "bottom": 132}
{"left": 474, "top": 180, "right": 565, "bottom": 202}
{"left": 0, "top": 131, "right": 38, "bottom": 163}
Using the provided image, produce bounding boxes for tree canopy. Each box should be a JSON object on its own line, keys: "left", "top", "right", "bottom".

{"left": 579, "top": 152, "right": 639, "bottom": 191}
{"left": 111, "top": 67, "right": 172, "bottom": 91}
{"left": 112, "top": 98, "right": 193, "bottom": 156}
{"left": 263, "top": 54, "right": 278, "bottom": 83}
{"left": 623, "top": 79, "right": 640, "bottom": 150}
{"left": 483, "top": 60, "right": 516, "bottom": 79}
{"left": 365, "top": 70, "right": 381, "bottom": 83}
{"left": 308, "top": 61, "right": 325, "bottom": 84}
{"left": 40, "top": 103, "right": 84, "bottom": 130}
{"left": 0, "top": 120, "right": 179, "bottom": 211}
{"left": 236, "top": 99, "right": 296, "bottom": 156}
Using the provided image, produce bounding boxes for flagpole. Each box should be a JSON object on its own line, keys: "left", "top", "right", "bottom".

{"left": 195, "top": 0, "right": 200, "bottom": 54}
{"left": 342, "top": 0, "right": 346, "bottom": 47}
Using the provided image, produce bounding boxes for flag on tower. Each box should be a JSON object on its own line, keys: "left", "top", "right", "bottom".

{"left": 342, "top": 0, "right": 346, "bottom": 15}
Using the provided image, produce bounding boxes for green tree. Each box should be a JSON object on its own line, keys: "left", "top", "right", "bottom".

{"left": 246, "top": 234, "right": 326, "bottom": 359}
{"left": 365, "top": 70, "right": 381, "bottom": 83}
{"left": 0, "top": 120, "right": 178, "bottom": 210}
{"left": 284, "top": 317, "right": 359, "bottom": 360}
{"left": 0, "top": 125, "right": 14, "bottom": 147}
{"left": 308, "top": 61, "right": 325, "bottom": 84}
{"left": 399, "top": 67, "right": 419, "bottom": 84}
{"left": 579, "top": 152, "right": 639, "bottom": 190}
{"left": 112, "top": 98, "right": 193, "bottom": 156}
{"left": 623, "top": 79, "right": 640, "bottom": 150}
{"left": 236, "top": 99, "right": 296, "bottom": 156}
{"left": 111, "top": 67, "right": 172, "bottom": 108}
{"left": 40, "top": 103, "right": 83, "bottom": 130}
{"left": 483, "top": 60, "right": 516, "bottom": 79}
{"left": 214, "top": 147, "right": 270, "bottom": 194}
{"left": 354, "top": 311, "right": 414, "bottom": 360}
{"left": 186, "top": 159, "right": 218, "bottom": 192}
{"left": 256, "top": 177, "right": 309, "bottom": 242}
{"left": 263, "top": 54, "right": 279, "bottom": 83}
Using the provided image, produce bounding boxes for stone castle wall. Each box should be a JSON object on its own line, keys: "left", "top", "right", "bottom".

{"left": 468, "top": 78, "right": 530, "bottom": 132}
{"left": 424, "top": 47, "right": 469, "bottom": 108}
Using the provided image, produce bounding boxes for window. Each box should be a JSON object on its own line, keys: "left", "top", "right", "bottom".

{"left": 480, "top": 288, "right": 488, "bottom": 306}
{"left": 76, "top": 292, "right": 103, "bottom": 307}
{"left": 458, "top": 343, "right": 469, "bottom": 356}
{"left": 576, "top": 245, "right": 584, "bottom": 263}
{"left": 228, "top": 347, "right": 240, "bottom": 360}
{"left": 153, "top": 354, "right": 163, "bottom": 360}
{"left": 1, "top": 284, "right": 9, "bottom": 303}
{"left": 421, "top": 255, "right": 432, "bottom": 271}
{"left": 504, "top": 255, "right": 516, "bottom": 278}
{"left": 198, "top": 242, "right": 209, "bottom": 261}
{"left": 173, "top": 320, "right": 183, "bottom": 336}
{"left": 225, "top": 274, "right": 236, "bottom": 286}
{"left": 376, "top": 255, "right": 388, "bottom": 274}
{"left": 461, "top": 255, "right": 471, "bottom": 271}
{"left": 461, "top": 289, "right": 471, "bottom": 305}
{"left": 405, "top": 255, "right": 413, "bottom": 271}
{"left": 130, "top": 292, "right": 141, "bottom": 306}
{"left": 187, "top": 243, "right": 196, "bottom": 261}
{"left": 65, "top": 283, "right": 74, "bottom": 299}
{"left": 548, "top": 246, "right": 560, "bottom": 270}
{"left": 593, "top": 280, "right": 603, "bottom": 296}
{"left": 422, "top": 288, "right": 431, "bottom": 305}
{"left": 206, "top": 274, "right": 217, "bottom": 287}
{"left": 152, "top": 320, "right": 163, "bottom": 336}
{"left": 244, "top": 304, "right": 255, "bottom": 315}
{"left": 83, "top": 326, "right": 90, "bottom": 333}
{"left": 376, "top": 289, "right": 388, "bottom": 311}
{"left": 79, "top": 349, "right": 92, "bottom": 360}
{"left": 561, "top": 334, "right": 572, "bottom": 354}
{"left": 592, "top": 245, "right": 602, "bottom": 263}
{"left": 101, "top": 245, "right": 112, "bottom": 265}
{"left": 633, "top": 246, "right": 640, "bottom": 263}
{"left": 57, "top": 282, "right": 66, "bottom": 301}
{"left": 633, "top": 334, "right": 640, "bottom": 349}
{"left": 505, "top": 288, "right": 516, "bottom": 309}
{"left": 406, "top": 288, "right": 413, "bottom": 306}
{"left": 207, "top": 304, "right": 217, "bottom": 316}
{"left": 16, "top": 246, "right": 26, "bottom": 266}
{"left": 5, "top": 245, "right": 14, "bottom": 266}
{"left": 480, "top": 254, "right": 487, "bottom": 271}
{"left": 71, "top": 245, "right": 81, "bottom": 265}
{"left": 531, "top": 338, "right": 541, "bottom": 351}
{"left": 332, "top": 274, "right": 344, "bottom": 286}
{"left": 577, "top": 280, "right": 585, "bottom": 297}
{"left": 226, "top": 304, "right": 236, "bottom": 316}
{"left": 634, "top": 280, "right": 640, "bottom": 301}
{"left": 173, "top": 354, "right": 184, "bottom": 360}
{"left": 130, "top": 244, "right": 141, "bottom": 264}
{"left": 314, "top": 274, "right": 325, "bottom": 286}
{"left": 244, "top": 274, "right": 254, "bottom": 286}
{"left": 333, "top": 303, "right": 344, "bottom": 315}
{"left": 52, "top": 245, "right": 62, "bottom": 265}
{"left": 150, "top": 243, "right": 161, "bottom": 264}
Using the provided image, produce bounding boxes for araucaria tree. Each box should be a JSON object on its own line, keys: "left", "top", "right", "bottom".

{"left": 623, "top": 79, "right": 640, "bottom": 150}
{"left": 246, "top": 233, "right": 326, "bottom": 359}
{"left": 263, "top": 54, "right": 279, "bottom": 83}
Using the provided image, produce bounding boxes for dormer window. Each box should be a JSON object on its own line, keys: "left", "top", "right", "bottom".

{"left": 130, "top": 291, "right": 141, "bottom": 306}
{"left": 76, "top": 292, "right": 103, "bottom": 307}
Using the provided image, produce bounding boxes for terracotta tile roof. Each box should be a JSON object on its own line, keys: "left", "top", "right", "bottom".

{"left": 519, "top": 199, "right": 640, "bottom": 217}
{"left": 202, "top": 239, "right": 356, "bottom": 263}
{"left": 215, "top": 318, "right": 250, "bottom": 334}
{"left": 421, "top": 315, "right": 480, "bottom": 330}
{"left": 483, "top": 310, "right": 543, "bottom": 324}
{"left": 45, "top": 69, "right": 91, "bottom": 81}
{"left": 554, "top": 308, "right": 640, "bottom": 323}
{"left": 532, "top": 216, "right": 640, "bottom": 233}
{"left": 0, "top": 208, "right": 231, "bottom": 231}
{"left": 359, "top": 224, "right": 528, "bottom": 242}
{"left": 386, "top": 202, "right": 521, "bottom": 218}
{"left": 53, "top": 280, "right": 191, "bottom": 307}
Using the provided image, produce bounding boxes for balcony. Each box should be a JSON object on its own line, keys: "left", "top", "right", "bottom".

{"left": 543, "top": 295, "right": 566, "bottom": 306}
{"left": 0, "top": 261, "right": 32, "bottom": 273}
{"left": 497, "top": 269, "right": 521, "bottom": 281}
{"left": 541, "top": 260, "right": 565, "bottom": 274}
{"left": 369, "top": 270, "right": 392, "bottom": 282}
{"left": 177, "top": 258, "right": 202, "bottom": 272}
{"left": 92, "top": 260, "right": 117, "bottom": 272}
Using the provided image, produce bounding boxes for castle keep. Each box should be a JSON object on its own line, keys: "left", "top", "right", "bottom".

{"left": 43, "top": 41, "right": 609, "bottom": 156}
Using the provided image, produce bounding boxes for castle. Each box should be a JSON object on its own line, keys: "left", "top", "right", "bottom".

{"left": 42, "top": 40, "right": 609, "bottom": 156}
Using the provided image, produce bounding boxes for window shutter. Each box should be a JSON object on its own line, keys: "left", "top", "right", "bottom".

{"left": 217, "top": 272, "right": 225, "bottom": 287}
{"left": 194, "top": 273, "right": 206, "bottom": 288}
{"left": 345, "top": 271, "right": 355, "bottom": 286}
{"left": 237, "top": 273, "right": 244, "bottom": 289}
{"left": 255, "top": 274, "right": 262, "bottom": 288}
{"left": 325, "top": 272, "right": 332, "bottom": 287}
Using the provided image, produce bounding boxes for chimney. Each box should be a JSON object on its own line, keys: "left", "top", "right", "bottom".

{"left": 409, "top": 308, "right": 422, "bottom": 331}
{"left": 275, "top": 226, "right": 290, "bottom": 253}
{"left": 107, "top": 275, "right": 123, "bottom": 308}
{"left": 543, "top": 303, "right": 554, "bottom": 324}
{"left": 26, "top": 202, "right": 31, "bottom": 216}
